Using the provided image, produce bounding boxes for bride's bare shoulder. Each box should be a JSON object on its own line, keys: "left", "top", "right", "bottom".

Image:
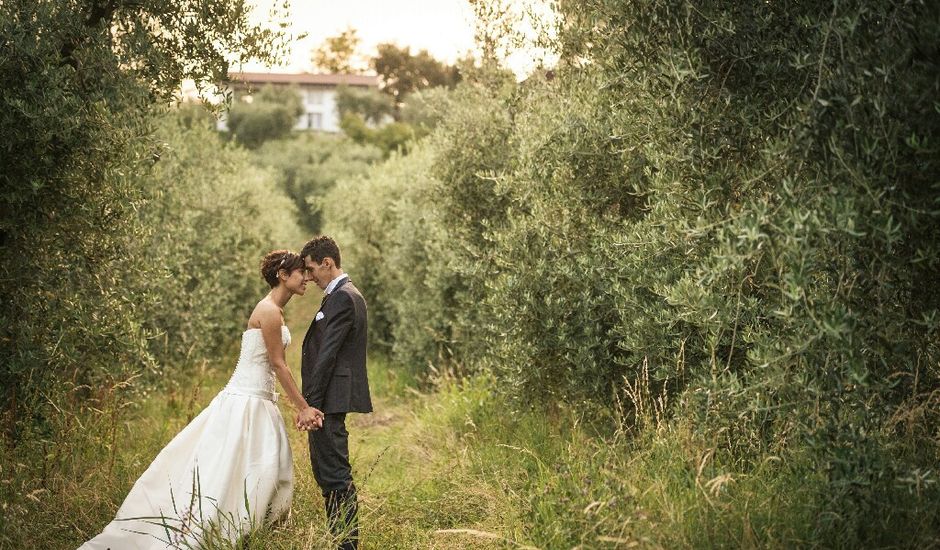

{"left": 246, "top": 298, "right": 283, "bottom": 329}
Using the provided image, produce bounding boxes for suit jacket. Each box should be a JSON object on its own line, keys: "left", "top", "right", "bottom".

{"left": 301, "top": 277, "right": 373, "bottom": 414}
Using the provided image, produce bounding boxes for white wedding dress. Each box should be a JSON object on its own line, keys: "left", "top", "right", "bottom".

{"left": 80, "top": 326, "right": 294, "bottom": 550}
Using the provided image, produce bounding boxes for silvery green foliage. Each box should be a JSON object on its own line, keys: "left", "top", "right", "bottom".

{"left": 331, "top": 1, "right": 940, "bottom": 542}
{"left": 255, "top": 134, "right": 383, "bottom": 234}
{"left": 324, "top": 145, "right": 459, "bottom": 373}
{"left": 0, "top": 0, "right": 286, "bottom": 429}
{"left": 335, "top": 85, "right": 396, "bottom": 126}
{"left": 227, "top": 85, "right": 306, "bottom": 149}
{"left": 134, "top": 114, "right": 300, "bottom": 372}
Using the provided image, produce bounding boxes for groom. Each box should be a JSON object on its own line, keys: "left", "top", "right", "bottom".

{"left": 299, "top": 236, "right": 372, "bottom": 550}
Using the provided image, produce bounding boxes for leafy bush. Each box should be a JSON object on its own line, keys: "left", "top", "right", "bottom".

{"left": 0, "top": 104, "right": 301, "bottom": 547}
{"left": 226, "top": 85, "right": 305, "bottom": 149}
{"left": 0, "top": 0, "right": 283, "bottom": 437}
{"left": 254, "top": 133, "right": 382, "bottom": 234}
{"left": 399, "top": 86, "right": 454, "bottom": 135}
{"left": 326, "top": 79, "right": 520, "bottom": 375}
{"left": 336, "top": 85, "right": 458, "bottom": 158}
{"left": 326, "top": 0, "right": 940, "bottom": 543}
{"left": 133, "top": 114, "right": 301, "bottom": 370}
{"left": 335, "top": 84, "right": 395, "bottom": 125}
{"left": 323, "top": 145, "right": 460, "bottom": 372}
{"left": 339, "top": 112, "right": 419, "bottom": 158}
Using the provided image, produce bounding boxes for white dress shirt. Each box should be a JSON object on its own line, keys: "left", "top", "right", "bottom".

{"left": 324, "top": 273, "right": 349, "bottom": 295}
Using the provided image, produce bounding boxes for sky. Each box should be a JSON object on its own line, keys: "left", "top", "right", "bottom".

{"left": 241, "top": 0, "right": 556, "bottom": 78}
{"left": 244, "top": 0, "right": 478, "bottom": 72}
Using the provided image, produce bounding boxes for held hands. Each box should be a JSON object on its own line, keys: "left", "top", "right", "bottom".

{"left": 296, "top": 406, "right": 324, "bottom": 431}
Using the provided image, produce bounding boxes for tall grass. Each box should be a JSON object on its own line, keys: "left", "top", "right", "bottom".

{"left": 5, "top": 338, "right": 937, "bottom": 548}
{"left": 0, "top": 357, "right": 227, "bottom": 548}
{"left": 397, "top": 372, "right": 938, "bottom": 548}
{"left": 6, "top": 294, "right": 936, "bottom": 549}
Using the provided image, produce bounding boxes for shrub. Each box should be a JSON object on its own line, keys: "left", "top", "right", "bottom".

{"left": 323, "top": 145, "right": 459, "bottom": 374}
{"left": 254, "top": 133, "right": 382, "bottom": 234}
{"left": 325, "top": 1, "right": 940, "bottom": 543}
{"left": 132, "top": 113, "right": 301, "bottom": 370}
{"left": 226, "top": 85, "right": 305, "bottom": 149}
{"left": 335, "top": 84, "right": 395, "bottom": 125}
{"left": 0, "top": 0, "right": 283, "bottom": 437}
{"left": 339, "top": 112, "right": 419, "bottom": 158}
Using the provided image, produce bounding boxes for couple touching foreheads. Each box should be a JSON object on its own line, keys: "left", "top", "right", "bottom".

{"left": 81, "top": 236, "right": 371, "bottom": 550}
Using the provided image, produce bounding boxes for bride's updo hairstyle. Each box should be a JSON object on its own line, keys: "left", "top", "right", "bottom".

{"left": 260, "top": 250, "right": 304, "bottom": 288}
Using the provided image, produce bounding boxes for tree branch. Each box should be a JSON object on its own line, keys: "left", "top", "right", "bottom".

{"left": 59, "top": 1, "right": 122, "bottom": 69}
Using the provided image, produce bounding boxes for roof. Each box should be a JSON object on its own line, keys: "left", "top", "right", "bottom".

{"left": 227, "top": 72, "right": 379, "bottom": 87}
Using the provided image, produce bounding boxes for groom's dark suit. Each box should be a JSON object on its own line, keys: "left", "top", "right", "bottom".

{"left": 302, "top": 276, "right": 372, "bottom": 415}
{"left": 302, "top": 275, "right": 371, "bottom": 550}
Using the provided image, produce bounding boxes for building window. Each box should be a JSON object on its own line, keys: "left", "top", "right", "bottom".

{"left": 307, "top": 112, "right": 323, "bottom": 130}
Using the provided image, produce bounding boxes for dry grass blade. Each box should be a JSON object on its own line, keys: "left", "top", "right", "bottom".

{"left": 434, "top": 528, "right": 541, "bottom": 549}
{"left": 435, "top": 528, "right": 500, "bottom": 539}
{"left": 596, "top": 535, "right": 639, "bottom": 546}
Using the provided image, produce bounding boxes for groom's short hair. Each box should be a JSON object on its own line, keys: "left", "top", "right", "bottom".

{"left": 301, "top": 236, "right": 342, "bottom": 268}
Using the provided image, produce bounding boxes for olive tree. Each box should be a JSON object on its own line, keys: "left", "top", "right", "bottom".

{"left": 0, "top": 0, "right": 288, "bottom": 429}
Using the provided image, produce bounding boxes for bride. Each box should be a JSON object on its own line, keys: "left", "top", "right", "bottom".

{"left": 80, "top": 250, "right": 324, "bottom": 549}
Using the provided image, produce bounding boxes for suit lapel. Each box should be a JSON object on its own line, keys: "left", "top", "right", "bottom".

{"left": 320, "top": 277, "right": 351, "bottom": 308}
{"left": 304, "top": 277, "right": 352, "bottom": 347}
{"left": 326, "top": 276, "right": 351, "bottom": 299}
{"left": 303, "top": 315, "right": 316, "bottom": 347}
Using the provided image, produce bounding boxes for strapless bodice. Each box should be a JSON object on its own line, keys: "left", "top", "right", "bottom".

{"left": 222, "top": 326, "right": 290, "bottom": 402}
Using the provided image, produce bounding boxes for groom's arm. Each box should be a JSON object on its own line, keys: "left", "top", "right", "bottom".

{"left": 305, "top": 291, "right": 355, "bottom": 409}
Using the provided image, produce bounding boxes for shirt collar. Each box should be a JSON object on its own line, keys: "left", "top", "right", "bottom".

{"left": 325, "top": 273, "right": 349, "bottom": 295}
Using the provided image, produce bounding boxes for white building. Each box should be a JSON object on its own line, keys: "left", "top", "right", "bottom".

{"left": 218, "top": 72, "right": 380, "bottom": 133}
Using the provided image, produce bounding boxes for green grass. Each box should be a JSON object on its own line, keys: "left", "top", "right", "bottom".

{"left": 3, "top": 295, "right": 937, "bottom": 549}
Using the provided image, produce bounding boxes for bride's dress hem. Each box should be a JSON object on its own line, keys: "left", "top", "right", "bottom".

{"left": 79, "top": 326, "right": 294, "bottom": 550}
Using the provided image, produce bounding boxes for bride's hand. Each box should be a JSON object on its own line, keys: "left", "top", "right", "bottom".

{"left": 296, "top": 407, "right": 324, "bottom": 431}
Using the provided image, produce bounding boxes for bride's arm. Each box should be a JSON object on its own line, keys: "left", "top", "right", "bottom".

{"left": 258, "top": 307, "right": 321, "bottom": 422}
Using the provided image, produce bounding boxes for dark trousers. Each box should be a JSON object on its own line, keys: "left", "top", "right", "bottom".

{"left": 309, "top": 413, "right": 359, "bottom": 549}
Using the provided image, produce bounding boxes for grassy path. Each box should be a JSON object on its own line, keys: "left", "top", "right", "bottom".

{"left": 11, "top": 293, "right": 935, "bottom": 548}
{"left": 9, "top": 292, "right": 524, "bottom": 549}
{"left": 4, "top": 290, "right": 582, "bottom": 550}
{"left": 259, "top": 298, "right": 519, "bottom": 549}
{"left": 25, "top": 290, "right": 766, "bottom": 550}
{"left": 74, "top": 292, "right": 524, "bottom": 549}
{"left": 14, "top": 290, "right": 855, "bottom": 549}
